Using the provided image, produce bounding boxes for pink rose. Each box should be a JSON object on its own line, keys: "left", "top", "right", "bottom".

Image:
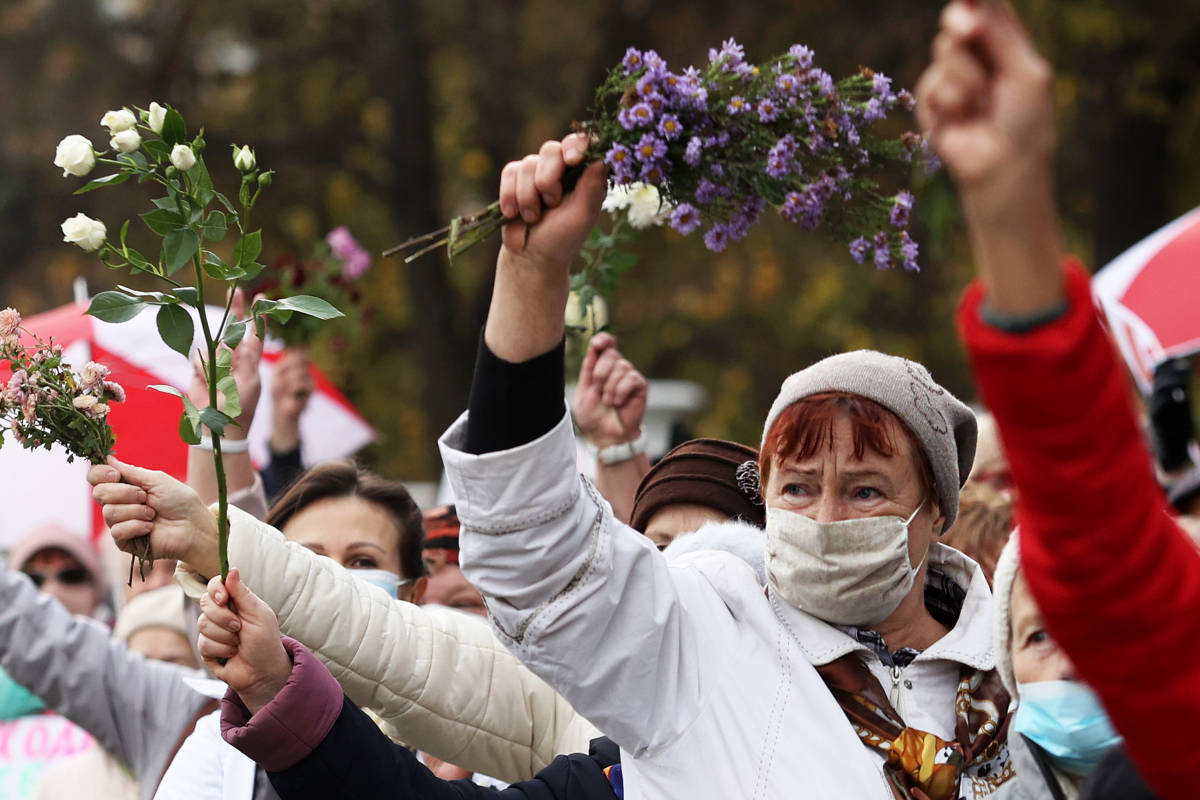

{"left": 0, "top": 308, "right": 20, "bottom": 338}
{"left": 326, "top": 226, "right": 372, "bottom": 281}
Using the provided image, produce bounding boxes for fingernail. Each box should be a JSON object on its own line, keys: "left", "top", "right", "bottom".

{"left": 230, "top": 619, "right": 241, "bottom": 632}
{"left": 215, "top": 591, "right": 225, "bottom": 604}
{"left": 565, "top": 146, "right": 581, "bottom": 160}
{"left": 138, "top": 491, "right": 147, "bottom": 503}
{"left": 522, "top": 208, "right": 538, "bottom": 223}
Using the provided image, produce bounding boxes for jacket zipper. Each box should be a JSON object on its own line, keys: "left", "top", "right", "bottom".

{"left": 889, "top": 664, "right": 903, "bottom": 708}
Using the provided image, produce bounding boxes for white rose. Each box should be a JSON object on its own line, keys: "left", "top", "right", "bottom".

{"left": 100, "top": 108, "right": 137, "bottom": 133}
{"left": 625, "top": 184, "right": 671, "bottom": 230}
{"left": 53, "top": 135, "right": 96, "bottom": 178}
{"left": 170, "top": 144, "right": 196, "bottom": 171}
{"left": 602, "top": 183, "right": 638, "bottom": 213}
{"left": 146, "top": 102, "right": 167, "bottom": 135}
{"left": 564, "top": 291, "right": 608, "bottom": 334}
{"left": 61, "top": 213, "right": 107, "bottom": 252}
{"left": 110, "top": 129, "right": 141, "bottom": 153}
{"left": 232, "top": 145, "right": 255, "bottom": 171}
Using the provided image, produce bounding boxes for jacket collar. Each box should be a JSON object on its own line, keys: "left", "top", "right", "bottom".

{"left": 771, "top": 543, "right": 996, "bottom": 671}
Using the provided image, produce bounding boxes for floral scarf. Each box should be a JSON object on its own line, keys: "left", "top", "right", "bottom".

{"left": 818, "top": 657, "right": 1012, "bottom": 800}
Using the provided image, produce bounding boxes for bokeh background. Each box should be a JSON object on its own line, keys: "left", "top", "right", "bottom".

{"left": 3, "top": 0, "right": 1199, "bottom": 481}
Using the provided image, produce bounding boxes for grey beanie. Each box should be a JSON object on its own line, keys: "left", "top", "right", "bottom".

{"left": 761, "top": 350, "right": 977, "bottom": 530}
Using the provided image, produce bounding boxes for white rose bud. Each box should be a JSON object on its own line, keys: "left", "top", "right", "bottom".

{"left": 60, "top": 213, "right": 107, "bottom": 252}
{"left": 53, "top": 135, "right": 96, "bottom": 178}
{"left": 110, "top": 129, "right": 142, "bottom": 154}
{"left": 232, "top": 145, "right": 255, "bottom": 172}
{"left": 170, "top": 144, "right": 196, "bottom": 171}
{"left": 100, "top": 108, "right": 137, "bottom": 133}
{"left": 564, "top": 290, "right": 608, "bottom": 334}
{"left": 146, "top": 102, "right": 167, "bottom": 135}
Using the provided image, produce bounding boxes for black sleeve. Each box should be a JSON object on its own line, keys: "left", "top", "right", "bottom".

{"left": 261, "top": 444, "right": 305, "bottom": 503}
{"left": 266, "top": 696, "right": 528, "bottom": 800}
{"left": 464, "top": 332, "right": 566, "bottom": 456}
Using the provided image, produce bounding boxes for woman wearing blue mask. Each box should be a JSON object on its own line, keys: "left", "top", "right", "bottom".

{"left": 993, "top": 535, "right": 1157, "bottom": 799}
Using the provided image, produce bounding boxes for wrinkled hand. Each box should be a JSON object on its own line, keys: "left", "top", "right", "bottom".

{"left": 573, "top": 333, "right": 648, "bottom": 448}
{"left": 187, "top": 289, "right": 263, "bottom": 440}
{"left": 89, "top": 457, "right": 219, "bottom": 575}
{"left": 915, "top": 0, "right": 1055, "bottom": 189}
{"left": 198, "top": 570, "right": 292, "bottom": 714}
{"left": 497, "top": 132, "right": 607, "bottom": 271}
{"left": 269, "top": 347, "right": 313, "bottom": 453}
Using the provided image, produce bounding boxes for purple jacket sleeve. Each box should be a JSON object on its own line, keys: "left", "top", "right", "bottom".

{"left": 220, "top": 636, "right": 345, "bottom": 772}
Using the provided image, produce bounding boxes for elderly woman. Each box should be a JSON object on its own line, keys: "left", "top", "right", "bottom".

{"left": 414, "top": 24, "right": 1018, "bottom": 800}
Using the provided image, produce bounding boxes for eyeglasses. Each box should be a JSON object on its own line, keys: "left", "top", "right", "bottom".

{"left": 24, "top": 567, "right": 92, "bottom": 588}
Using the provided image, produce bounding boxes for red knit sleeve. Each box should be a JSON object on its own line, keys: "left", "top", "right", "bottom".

{"left": 958, "top": 260, "right": 1200, "bottom": 800}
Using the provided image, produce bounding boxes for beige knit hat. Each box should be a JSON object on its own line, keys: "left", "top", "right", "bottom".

{"left": 114, "top": 583, "right": 190, "bottom": 644}
{"left": 762, "top": 350, "right": 977, "bottom": 530}
{"left": 991, "top": 532, "right": 1022, "bottom": 699}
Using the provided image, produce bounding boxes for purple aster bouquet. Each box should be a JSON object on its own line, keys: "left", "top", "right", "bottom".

{"left": 0, "top": 307, "right": 122, "bottom": 464}
{"left": 387, "top": 39, "right": 930, "bottom": 273}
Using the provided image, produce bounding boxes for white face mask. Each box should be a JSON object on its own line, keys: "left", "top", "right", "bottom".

{"left": 765, "top": 501, "right": 926, "bottom": 626}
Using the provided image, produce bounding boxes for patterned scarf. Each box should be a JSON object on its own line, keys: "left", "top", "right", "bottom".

{"left": 817, "top": 657, "right": 1012, "bottom": 800}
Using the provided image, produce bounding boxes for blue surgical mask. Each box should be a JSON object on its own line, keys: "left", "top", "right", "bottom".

{"left": 1013, "top": 680, "right": 1122, "bottom": 775}
{"left": 353, "top": 568, "right": 402, "bottom": 599}
{"left": 0, "top": 667, "right": 44, "bottom": 720}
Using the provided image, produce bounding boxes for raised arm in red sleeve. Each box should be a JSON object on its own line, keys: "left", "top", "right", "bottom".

{"left": 959, "top": 259, "right": 1200, "bottom": 798}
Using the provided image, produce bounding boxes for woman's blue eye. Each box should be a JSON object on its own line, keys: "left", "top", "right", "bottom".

{"left": 783, "top": 484, "right": 805, "bottom": 496}
{"left": 853, "top": 487, "right": 880, "bottom": 500}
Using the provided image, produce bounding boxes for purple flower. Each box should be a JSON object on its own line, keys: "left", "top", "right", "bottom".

{"left": 899, "top": 230, "right": 920, "bottom": 272}
{"left": 779, "top": 186, "right": 824, "bottom": 230}
{"left": 873, "top": 231, "right": 892, "bottom": 270}
{"left": 710, "top": 163, "right": 725, "bottom": 178}
{"left": 684, "top": 136, "right": 704, "bottom": 166}
{"left": 757, "top": 99, "right": 779, "bottom": 123}
{"left": 872, "top": 73, "right": 893, "bottom": 98}
{"left": 703, "top": 225, "right": 729, "bottom": 252}
{"left": 629, "top": 103, "right": 655, "bottom": 128}
{"left": 618, "top": 107, "right": 638, "bottom": 131}
{"left": 634, "top": 133, "right": 667, "bottom": 163}
{"left": 657, "top": 114, "right": 683, "bottom": 140}
{"left": 863, "top": 97, "right": 887, "bottom": 122}
{"left": 897, "top": 89, "right": 916, "bottom": 111}
{"left": 639, "top": 159, "right": 670, "bottom": 184}
{"left": 810, "top": 70, "right": 834, "bottom": 97}
{"left": 605, "top": 143, "right": 634, "bottom": 172}
{"left": 643, "top": 49, "right": 667, "bottom": 76}
{"left": 669, "top": 203, "right": 702, "bottom": 235}
{"left": 622, "top": 48, "right": 644, "bottom": 75}
{"left": 636, "top": 74, "right": 660, "bottom": 98}
{"left": 709, "top": 38, "right": 745, "bottom": 71}
{"left": 776, "top": 73, "right": 801, "bottom": 95}
{"left": 789, "top": 44, "right": 814, "bottom": 69}
{"left": 695, "top": 179, "right": 720, "bottom": 203}
{"left": 727, "top": 96, "right": 750, "bottom": 115}
{"left": 890, "top": 190, "right": 914, "bottom": 228}
{"left": 849, "top": 237, "right": 870, "bottom": 264}
{"left": 327, "top": 226, "right": 372, "bottom": 280}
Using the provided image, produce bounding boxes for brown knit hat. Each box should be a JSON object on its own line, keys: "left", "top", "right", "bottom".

{"left": 630, "top": 438, "right": 765, "bottom": 533}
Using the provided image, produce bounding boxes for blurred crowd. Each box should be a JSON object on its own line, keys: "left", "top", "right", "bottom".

{"left": 3, "top": 3, "right": 1200, "bottom": 799}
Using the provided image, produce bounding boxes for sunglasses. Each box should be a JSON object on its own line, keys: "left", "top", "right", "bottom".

{"left": 24, "top": 567, "right": 92, "bottom": 588}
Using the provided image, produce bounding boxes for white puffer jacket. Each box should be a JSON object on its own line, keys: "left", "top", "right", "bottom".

{"left": 176, "top": 506, "right": 600, "bottom": 783}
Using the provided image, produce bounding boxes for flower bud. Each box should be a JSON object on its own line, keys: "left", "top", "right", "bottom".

{"left": 146, "top": 102, "right": 167, "bottom": 135}
{"left": 60, "top": 214, "right": 107, "bottom": 252}
{"left": 110, "top": 129, "right": 141, "bottom": 154}
{"left": 100, "top": 108, "right": 137, "bottom": 134}
{"left": 233, "top": 145, "right": 255, "bottom": 172}
{"left": 257, "top": 171, "right": 272, "bottom": 187}
{"left": 53, "top": 135, "right": 96, "bottom": 178}
{"left": 170, "top": 144, "right": 196, "bottom": 171}
{"left": 563, "top": 290, "right": 608, "bottom": 334}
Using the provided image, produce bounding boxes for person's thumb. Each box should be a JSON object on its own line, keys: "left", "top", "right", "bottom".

{"left": 225, "top": 568, "right": 271, "bottom": 623}
{"left": 565, "top": 161, "right": 607, "bottom": 220}
{"left": 971, "top": 2, "right": 1045, "bottom": 81}
{"left": 107, "top": 456, "right": 160, "bottom": 490}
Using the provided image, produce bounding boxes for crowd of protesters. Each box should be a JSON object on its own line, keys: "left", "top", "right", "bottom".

{"left": 3, "top": 2, "right": 1200, "bottom": 798}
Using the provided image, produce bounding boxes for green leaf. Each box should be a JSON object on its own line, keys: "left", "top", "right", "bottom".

{"left": 202, "top": 211, "right": 228, "bottom": 242}
{"left": 216, "top": 375, "right": 241, "bottom": 420}
{"left": 115, "top": 285, "right": 170, "bottom": 304}
{"left": 234, "top": 230, "right": 262, "bottom": 267}
{"left": 148, "top": 384, "right": 183, "bottom": 398}
{"left": 86, "top": 291, "right": 147, "bottom": 323}
{"left": 221, "top": 319, "right": 246, "bottom": 348}
{"left": 190, "top": 156, "right": 215, "bottom": 209}
{"left": 175, "top": 287, "right": 200, "bottom": 306}
{"left": 116, "top": 152, "right": 148, "bottom": 171}
{"left": 198, "top": 406, "right": 233, "bottom": 436}
{"left": 142, "top": 139, "right": 171, "bottom": 161}
{"left": 240, "top": 261, "right": 266, "bottom": 282}
{"left": 74, "top": 173, "right": 130, "bottom": 195}
{"left": 213, "top": 191, "right": 237, "bottom": 215}
{"left": 273, "top": 294, "right": 344, "bottom": 320}
{"left": 179, "top": 411, "right": 201, "bottom": 445}
{"left": 119, "top": 219, "right": 131, "bottom": 248}
{"left": 152, "top": 196, "right": 180, "bottom": 211}
{"left": 140, "top": 208, "right": 185, "bottom": 236}
{"left": 162, "top": 228, "right": 200, "bottom": 275}
{"left": 252, "top": 312, "right": 266, "bottom": 340}
{"left": 156, "top": 304, "right": 194, "bottom": 356}
{"left": 605, "top": 250, "right": 639, "bottom": 274}
{"left": 161, "top": 108, "right": 187, "bottom": 146}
